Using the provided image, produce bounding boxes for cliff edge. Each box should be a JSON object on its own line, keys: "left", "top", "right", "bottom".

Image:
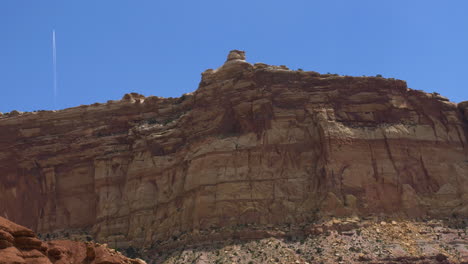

{"left": 0, "top": 50, "right": 467, "bottom": 251}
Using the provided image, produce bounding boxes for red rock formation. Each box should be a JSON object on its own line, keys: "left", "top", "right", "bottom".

{"left": 0, "top": 216, "right": 144, "bottom": 264}
{"left": 0, "top": 50, "right": 467, "bottom": 249}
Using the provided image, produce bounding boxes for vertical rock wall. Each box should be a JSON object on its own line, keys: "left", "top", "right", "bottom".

{"left": 0, "top": 51, "right": 467, "bottom": 248}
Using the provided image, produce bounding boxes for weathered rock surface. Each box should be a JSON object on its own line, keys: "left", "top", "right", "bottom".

{"left": 0, "top": 50, "right": 467, "bottom": 249}
{"left": 459, "top": 101, "right": 468, "bottom": 122}
{"left": 0, "top": 216, "right": 144, "bottom": 264}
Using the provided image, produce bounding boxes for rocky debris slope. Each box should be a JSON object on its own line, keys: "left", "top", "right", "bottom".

{"left": 0, "top": 50, "right": 467, "bottom": 249}
{"left": 0, "top": 216, "right": 145, "bottom": 264}
{"left": 146, "top": 218, "right": 468, "bottom": 264}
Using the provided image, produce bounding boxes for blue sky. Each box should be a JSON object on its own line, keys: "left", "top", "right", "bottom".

{"left": 1, "top": 1, "right": 467, "bottom": 112}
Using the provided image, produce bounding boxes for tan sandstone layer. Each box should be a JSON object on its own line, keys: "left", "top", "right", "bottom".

{"left": 0, "top": 50, "right": 467, "bottom": 249}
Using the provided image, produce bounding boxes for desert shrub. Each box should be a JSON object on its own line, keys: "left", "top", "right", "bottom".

{"left": 175, "top": 94, "right": 187, "bottom": 104}
{"left": 125, "top": 246, "right": 138, "bottom": 258}
{"left": 146, "top": 118, "right": 159, "bottom": 125}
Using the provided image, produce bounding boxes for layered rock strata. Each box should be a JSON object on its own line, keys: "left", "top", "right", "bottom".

{"left": 0, "top": 50, "right": 467, "bottom": 248}
{"left": 0, "top": 216, "right": 144, "bottom": 264}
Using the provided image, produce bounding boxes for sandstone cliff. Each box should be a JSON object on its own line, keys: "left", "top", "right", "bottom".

{"left": 0, "top": 216, "right": 144, "bottom": 264}
{"left": 0, "top": 50, "right": 467, "bottom": 249}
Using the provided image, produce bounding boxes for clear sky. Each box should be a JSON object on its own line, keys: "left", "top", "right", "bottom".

{"left": 1, "top": 0, "right": 467, "bottom": 112}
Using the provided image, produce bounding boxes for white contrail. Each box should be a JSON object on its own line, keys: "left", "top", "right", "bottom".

{"left": 52, "top": 30, "right": 57, "bottom": 108}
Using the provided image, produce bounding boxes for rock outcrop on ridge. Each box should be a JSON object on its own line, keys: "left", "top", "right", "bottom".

{"left": 0, "top": 216, "right": 144, "bottom": 264}
{"left": 0, "top": 50, "right": 467, "bottom": 250}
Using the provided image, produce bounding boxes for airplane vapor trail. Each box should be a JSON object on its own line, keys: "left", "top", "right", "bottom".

{"left": 52, "top": 30, "right": 57, "bottom": 107}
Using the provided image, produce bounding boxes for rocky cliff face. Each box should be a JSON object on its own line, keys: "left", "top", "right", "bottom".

{"left": 0, "top": 50, "right": 467, "bottom": 249}
{"left": 0, "top": 216, "right": 144, "bottom": 264}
